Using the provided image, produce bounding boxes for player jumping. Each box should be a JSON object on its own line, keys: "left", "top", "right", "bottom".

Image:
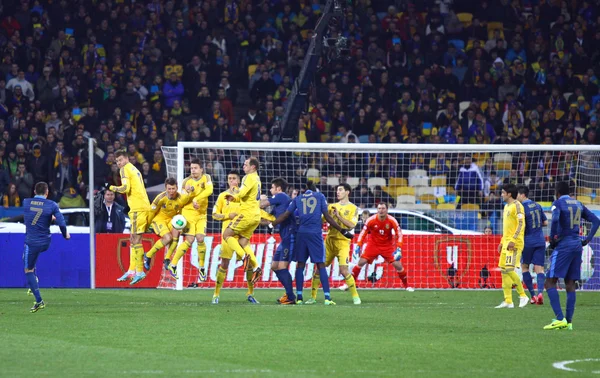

{"left": 543, "top": 182, "right": 599, "bottom": 330}
{"left": 495, "top": 184, "right": 529, "bottom": 308}
{"left": 168, "top": 158, "right": 213, "bottom": 281}
{"left": 344, "top": 202, "right": 413, "bottom": 292}
{"left": 308, "top": 183, "right": 361, "bottom": 305}
{"left": 24, "top": 182, "right": 70, "bottom": 312}
{"left": 517, "top": 186, "right": 548, "bottom": 305}
{"left": 111, "top": 150, "right": 152, "bottom": 285}
{"left": 273, "top": 182, "right": 352, "bottom": 305}
{"left": 144, "top": 178, "right": 188, "bottom": 271}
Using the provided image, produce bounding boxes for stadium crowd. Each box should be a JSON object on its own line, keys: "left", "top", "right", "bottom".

{"left": 0, "top": 0, "right": 599, "bottom": 213}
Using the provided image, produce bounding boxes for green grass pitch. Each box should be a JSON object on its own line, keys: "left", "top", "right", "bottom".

{"left": 1, "top": 289, "right": 600, "bottom": 377}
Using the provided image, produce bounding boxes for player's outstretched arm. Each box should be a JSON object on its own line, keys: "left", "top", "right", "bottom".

{"left": 272, "top": 210, "right": 291, "bottom": 227}
{"left": 582, "top": 205, "right": 600, "bottom": 246}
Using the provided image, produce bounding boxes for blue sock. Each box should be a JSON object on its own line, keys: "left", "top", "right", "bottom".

{"left": 536, "top": 273, "right": 545, "bottom": 296}
{"left": 26, "top": 272, "right": 42, "bottom": 303}
{"left": 276, "top": 269, "right": 295, "bottom": 299}
{"left": 546, "top": 287, "right": 564, "bottom": 321}
{"left": 318, "top": 267, "right": 331, "bottom": 300}
{"left": 566, "top": 291, "right": 576, "bottom": 323}
{"left": 522, "top": 271, "right": 535, "bottom": 297}
{"left": 295, "top": 267, "right": 304, "bottom": 300}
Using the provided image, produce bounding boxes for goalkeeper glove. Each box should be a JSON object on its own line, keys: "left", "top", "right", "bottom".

{"left": 353, "top": 244, "right": 361, "bottom": 260}
{"left": 393, "top": 247, "right": 402, "bottom": 261}
{"left": 342, "top": 229, "right": 354, "bottom": 239}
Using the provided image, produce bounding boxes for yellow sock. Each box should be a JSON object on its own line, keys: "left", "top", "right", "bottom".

{"left": 127, "top": 245, "right": 136, "bottom": 272}
{"left": 172, "top": 240, "right": 191, "bottom": 266}
{"left": 226, "top": 237, "right": 247, "bottom": 262}
{"left": 146, "top": 239, "right": 164, "bottom": 258}
{"left": 501, "top": 273, "right": 513, "bottom": 304}
{"left": 344, "top": 273, "right": 359, "bottom": 298}
{"left": 246, "top": 269, "right": 254, "bottom": 296}
{"left": 311, "top": 273, "right": 320, "bottom": 299}
{"left": 242, "top": 244, "right": 258, "bottom": 269}
{"left": 133, "top": 244, "right": 145, "bottom": 273}
{"left": 214, "top": 267, "right": 226, "bottom": 296}
{"left": 508, "top": 271, "right": 526, "bottom": 297}
{"left": 197, "top": 241, "right": 206, "bottom": 269}
{"left": 165, "top": 241, "right": 177, "bottom": 260}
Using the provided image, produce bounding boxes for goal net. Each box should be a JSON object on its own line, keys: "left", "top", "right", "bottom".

{"left": 158, "top": 142, "right": 600, "bottom": 291}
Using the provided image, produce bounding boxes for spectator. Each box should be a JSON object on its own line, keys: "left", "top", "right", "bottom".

{"left": 6, "top": 70, "right": 34, "bottom": 101}
{"left": 95, "top": 189, "right": 126, "bottom": 233}
{"left": 3, "top": 182, "right": 20, "bottom": 207}
{"left": 163, "top": 73, "right": 184, "bottom": 108}
{"left": 53, "top": 154, "right": 76, "bottom": 200}
{"left": 15, "top": 162, "right": 33, "bottom": 201}
{"left": 455, "top": 156, "right": 484, "bottom": 206}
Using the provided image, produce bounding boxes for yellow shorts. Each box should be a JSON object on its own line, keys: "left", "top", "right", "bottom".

{"left": 152, "top": 218, "right": 173, "bottom": 237}
{"left": 325, "top": 237, "right": 351, "bottom": 266}
{"left": 228, "top": 213, "right": 260, "bottom": 239}
{"left": 183, "top": 216, "right": 207, "bottom": 236}
{"left": 130, "top": 211, "right": 149, "bottom": 235}
{"left": 498, "top": 244, "right": 523, "bottom": 271}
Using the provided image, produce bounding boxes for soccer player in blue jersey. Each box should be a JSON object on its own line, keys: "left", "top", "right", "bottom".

{"left": 517, "top": 186, "right": 548, "bottom": 305}
{"left": 23, "top": 182, "right": 70, "bottom": 313}
{"left": 273, "top": 182, "right": 352, "bottom": 305}
{"left": 260, "top": 177, "right": 296, "bottom": 305}
{"left": 544, "top": 182, "right": 600, "bottom": 330}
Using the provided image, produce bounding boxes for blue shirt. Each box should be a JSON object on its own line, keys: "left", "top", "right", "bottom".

{"left": 24, "top": 195, "right": 67, "bottom": 246}
{"left": 551, "top": 195, "right": 600, "bottom": 244}
{"left": 286, "top": 190, "right": 328, "bottom": 234}
{"left": 269, "top": 192, "right": 295, "bottom": 239}
{"left": 522, "top": 199, "right": 547, "bottom": 247}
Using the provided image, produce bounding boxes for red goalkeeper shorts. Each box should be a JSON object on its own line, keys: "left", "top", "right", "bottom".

{"left": 361, "top": 244, "right": 396, "bottom": 264}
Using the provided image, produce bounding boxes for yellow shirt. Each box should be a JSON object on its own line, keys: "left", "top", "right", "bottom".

{"left": 502, "top": 200, "right": 525, "bottom": 248}
{"left": 327, "top": 202, "right": 358, "bottom": 240}
{"left": 150, "top": 191, "right": 189, "bottom": 223}
{"left": 232, "top": 171, "right": 261, "bottom": 216}
{"left": 114, "top": 163, "right": 150, "bottom": 212}
{"left": 182, "top": 174, "right": 213, "bottom": 219}
{"left": 212, "top": 189, "right": 240, "bottom": 232}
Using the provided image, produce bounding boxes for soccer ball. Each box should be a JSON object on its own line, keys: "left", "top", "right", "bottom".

{"left": 171, "top": 215, "right": 187, "bottom": 230}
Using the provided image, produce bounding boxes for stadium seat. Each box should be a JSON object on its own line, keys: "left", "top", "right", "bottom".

{"left": 577, "top": 195, "right": 592, "bottom": 205}
{"left": 306, "top": 168, "right": 320, "bottom": 183}
{"left": 248, "top": 64, "right": 257, "bottom": 78}
{"left": 487, "top": 22, "right": 504, "bottom": 39}
{"left": 412, "top": 203, "right": 432, "bottom": 210}
{"left": 461, "top": 204, "right": 480, "bottom": 211}
{"left": 367, "top": 177, "right": 387, "bottom": 189}
{"left": 415, "top": 187, "right": 434, "bottom": 197}
{"left": 346, "top": 177, "right": 360, "bottom": 188}
{"left": 327, "top": 176, "right": 340, "bottom": 187}
{"left": 409, "top": 176, "right": 430, "bottom": 187}
{"left": 446, "top": 186, "right": 456, "bottom": 195}
{"left": 577, "top": 187, "right": 593, "bottom": 196}
{"left": 431, "top": 176, "right": 447, "bottom": 187}
{"left": 493, "top": 153, "right": 513, "bottom": 171}
{"left": 457, "top": 13, "right": 473, "bottom": 27}
{"left": 397, "top": 186, "right": 416, "bottom": 196}
{"left": 389, "top": 178, "right": 408, "bottom": 187}
{"left": 408, "top": 169, "right": 428, "bottom": 178}
{"left": 397, "top": 195, "right": 417, "bottom": 204}
{"left": 437, "top": 203, "right": 456, "bottom": 210}
{"left": 593, "top": 197, "right": 600, "bottom": 205}
{"left": 419, "top": 194, "right": 436, "bottom": 204}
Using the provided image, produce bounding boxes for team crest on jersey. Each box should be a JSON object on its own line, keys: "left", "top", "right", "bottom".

{"left": 386, "top": 224, "right": 390, "bottom": 229}
{"left": 344, "top": 210, "right": 349, "bottom": 216}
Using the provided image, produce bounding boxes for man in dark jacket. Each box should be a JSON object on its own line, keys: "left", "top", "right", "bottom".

{"left": 27, "top": 143, "right": 48, "bottom": 183}
{"left": 95, "top": 189, "right": 126, "bottom": 233}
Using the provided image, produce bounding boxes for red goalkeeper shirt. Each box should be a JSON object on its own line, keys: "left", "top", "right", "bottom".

{"left": 356, "top": 214, "right": 402, "bottom": 248}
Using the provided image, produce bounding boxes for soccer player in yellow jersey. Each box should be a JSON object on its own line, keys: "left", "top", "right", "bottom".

{"left": 215, "top": 157, "right": 262, "bottom": 304}
{"left": 143, "top": 178, "right": 188, "bottom": 272}
{"left": 168, "top": 158, "right": 213, "bottom": 281}
{"left": 111, "top": 150, "right": 151, "bottom": 285}
{"left": 495, "top": 183, "right": 529, "bottom": 308}
{"left": 306, "top": 183, "right": 361, "bottom": 304}
{"left": 212, "top": 170, "right": 264, "bottom": 304}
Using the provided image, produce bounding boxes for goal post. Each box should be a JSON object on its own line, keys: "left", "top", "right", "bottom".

{"left": 157, "top": 142, "right": 600, "bottom": 291}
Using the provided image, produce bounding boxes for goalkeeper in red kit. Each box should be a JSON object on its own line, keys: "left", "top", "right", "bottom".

{"left": 341, "top": 202, "right": 414, "bottom": 292}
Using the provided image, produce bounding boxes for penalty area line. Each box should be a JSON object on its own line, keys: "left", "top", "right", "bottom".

{"left": 552, "top": 358, "right": 600, "bottom": 373}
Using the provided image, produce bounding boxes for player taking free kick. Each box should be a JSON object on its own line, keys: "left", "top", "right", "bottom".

{"left": 111, "top": 150, "right": 151, "bottom": 285}
{"left": 495, "top": 184, "right": 529, "bottom": 309}
{"left": 343, "top": 202, "right": 413, "bottom": 292}
{"left": 308, "top": 183, "right": 361, "bottom": 305}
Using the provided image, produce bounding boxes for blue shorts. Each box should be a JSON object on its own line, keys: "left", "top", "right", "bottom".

{"left": 23, "top": 243, "right": 49, "bottom": 270}
{"left": 293, "top": 232, "right": 325, "bottom": 264}
{"left": 548, "top": 243, "right": 582, "bottom": 281}
{"left": 521, "top": 245, "right": 546, "bottom": 266}
{"left": 273, "top": 234, "right": 295, "bottom": 262}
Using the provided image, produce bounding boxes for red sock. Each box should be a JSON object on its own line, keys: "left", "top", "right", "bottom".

{"left": 352, "top": 265, "right": 361, "bottom": 281}
{"left": 398, "top": 269, "right": 409, "bottom": 288}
